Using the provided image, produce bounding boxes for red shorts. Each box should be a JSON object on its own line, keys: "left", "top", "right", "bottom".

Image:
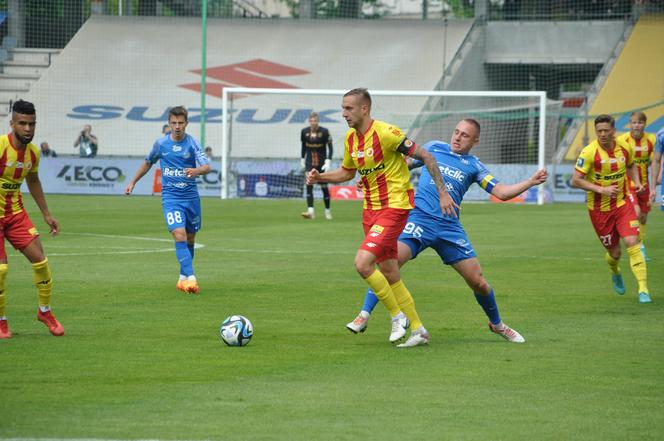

{"left": 628, "top": 189, "right": 651, "bottom": 215}
{"left": 360, "top": 208, "right": 410, "bottom": 262}
{"left": 0, "top": 210, "right": 39, "bottom": 260}
{"left": 588, "top": 203, "right": 639, "bottom": 249}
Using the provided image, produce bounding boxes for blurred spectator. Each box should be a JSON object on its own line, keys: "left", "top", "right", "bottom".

{"left": 162, "top": 124, "right": 171, "bottom": 136}
{"left": 74, "top": 124, "right": 98, "bottom": 158}
{"left": 40, "top": 142, "right": 57, "bottom": 158}
{"left": 205, "top": 146, "right": 213, "bottom": 161}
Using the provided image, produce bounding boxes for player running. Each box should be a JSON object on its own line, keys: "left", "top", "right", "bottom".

{"left": 617, "top": 111, "right": 656, "bottom": 261}
{"left": 571, "top": 114, "right": 651, "bottom": 303}
{"left": 125, "top": 106, "right": 211, "bottom": 294}
{"left": 0, "top": 100, "right": 64, "bottom": 338}
{"left": 346, "top": 118, "right": 547, "bottom": 343}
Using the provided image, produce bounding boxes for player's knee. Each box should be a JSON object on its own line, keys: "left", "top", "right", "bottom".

{"left": 623, "top": 235, "right": 640, "bottom": 248}
{"left": 171, "top": 229, "right": 187, "bottom": 242}
{"left": 467, "top": 273, "right": 489, "bottom": 294}
{"left": 354, "top": 259, "right": 373, "bottom": 278}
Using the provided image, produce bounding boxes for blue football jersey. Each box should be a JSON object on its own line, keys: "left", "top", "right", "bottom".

{"left": 146, "top": 133, "right": 210, "bottom": 200}
{"left": 656, "top": 128, "right": 664, "bottom": 154}
{"left": 413, "top": 141, "right": 499, "bottom": 219}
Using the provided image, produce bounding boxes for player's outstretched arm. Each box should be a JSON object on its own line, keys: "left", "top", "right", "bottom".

{"left": 125, "top": 161, "right": 152, "bottom": 195}
{"left": 25, "top": 172, "right": 59, "bottom": 235}
{"left": 491, "top": 168, "right": 548, "bottom": 201}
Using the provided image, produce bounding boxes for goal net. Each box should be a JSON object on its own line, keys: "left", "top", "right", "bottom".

{"left": 221, "top": 88, "right": 561, "bottom": 204}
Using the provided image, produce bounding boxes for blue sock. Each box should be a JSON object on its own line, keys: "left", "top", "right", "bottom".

{"left": 188, "top": 243, "right": 195, "bottom": 261}
{"left": 474, "top": 289, "right": 501, "bottom": 325}
{"left": 175, "top": 241, "right": 194, "bottom": 277}
{"left": 361, "top": 289, "right": 380, "bottom": 314}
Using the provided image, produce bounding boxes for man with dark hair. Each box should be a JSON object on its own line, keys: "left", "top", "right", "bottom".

{"left": 300, "top": 112, "right": 334, "bottom": 220}
{"left": 571, "top": 114, "right": 651, "bottom": 303}
{"left": 347, "top": 119, "right": 547, "bottom": 342}
{"left": 0, "top": 100, "right": 64, "bottom": 338}
{"left": 125, "top": 106, "right": 211, "bottom": 294}
{"left": 307, "top": 88, "right": 457, "bottom": 347}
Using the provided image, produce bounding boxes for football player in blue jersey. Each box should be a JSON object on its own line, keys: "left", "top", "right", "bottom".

{"left": 347, "top": 118, "right": 548, "bottom": 346}
{"left": 125, "top": 106, "right": 211, "bottom": 294}
{"left": 649, "top": 127, "right": 664, "bottom": 208}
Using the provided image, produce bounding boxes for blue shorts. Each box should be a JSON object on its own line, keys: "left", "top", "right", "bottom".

{"left": 398, "top": 208, "right": 476, "bottom": 265}
{"left": 162, "top": 198, "right": 202, "bottom": 233}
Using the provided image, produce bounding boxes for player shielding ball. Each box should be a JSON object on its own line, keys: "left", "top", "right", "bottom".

{"left": 347, "top": 119, "right": 547, "bottom": 343}
{"left": 0, "top": 100, "right": 64, "bottom": 338}
{"left": 571, "top": 114, "right": 651, "bottom": 304}
{"left": 617, "top": 111, "right": 656, "bottom": 261}
{"left": 307, "top": 88, "right": 458, "bottom": 347}
{"left": 125, "top": 106, "right": 211, "bottom": 294}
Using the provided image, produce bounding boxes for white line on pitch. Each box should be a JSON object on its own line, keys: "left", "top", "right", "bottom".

{"left": 1, "top": 439, "right": 211, "bottom": 441}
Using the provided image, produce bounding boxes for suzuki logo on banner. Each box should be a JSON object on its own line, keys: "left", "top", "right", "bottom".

{"left": 179, "top": 59, "right": 310, "bottom": 98}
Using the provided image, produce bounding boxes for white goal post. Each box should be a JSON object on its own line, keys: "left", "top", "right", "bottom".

{"left": 220, "top": 88, "right": 548, "bottom": 204}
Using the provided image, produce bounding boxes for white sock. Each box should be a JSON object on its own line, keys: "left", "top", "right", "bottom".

{"left": 308, "top": 207, "right": 314, "bottom": 215}
{"left": 39, "top": 306, "right": 50, "bottom": 313}
{"left": 325, "top": 208, "right": 331, "bottom": 215}
{"left": 179, "top": 275, "right": 187, "bottom": 281}
{"left": 0, "top": 316, "right": 6, "bottom": 321}
{"left": 187, "top": 275, "right": 197, "bottom": 282}
{"left": 359, "top": 310, "right": 370, "bottom": 319}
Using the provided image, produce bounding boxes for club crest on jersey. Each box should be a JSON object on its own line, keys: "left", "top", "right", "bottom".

{"left": 630, "top": 220, "right": 640, "bottom": 228}
{"left": 172, "top": 145, "right": 182, "bottom": 152}
{"left": 577, "top": 157, "right": 584, "bottom": 167}
{"left": 29, "top": 227, "right": 38, "bottom": 236}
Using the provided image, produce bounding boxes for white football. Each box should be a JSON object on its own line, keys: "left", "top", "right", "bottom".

{"left": 220, "top": 315, "right": 253, "bottom": 347}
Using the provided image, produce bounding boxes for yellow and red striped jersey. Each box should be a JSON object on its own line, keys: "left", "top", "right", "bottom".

{"left": 617, "top": 132, "right": 655, "bottom": 190}
{"left": 0, "top": 133, "right": 40, "bottom": 218}
{"left": 342, "top": 120, "right": 414, "bottom": 210}
{"left": 575, "top": 138, "right": 634, "bottom": 212}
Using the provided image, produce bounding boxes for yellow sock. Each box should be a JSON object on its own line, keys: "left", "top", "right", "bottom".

{"left": 639, "top": 223, "right": 647, "bottom": 243}
{"left": 390, "top": 280, "right": 423, "bottom": 330}
{"left": 32, "top": 258, "right": 53, "bottom": 308}
{"left": 626, "top": 244, "right": 648, "bottom": 294}
{"left": 605, "top": 253, "right": 620, "bottom": 275}
{"left": 364, "top": 270, "right": 400, "bottom": 316}
{"left": 0, "top": 264, "right": 7, "bottom": 317}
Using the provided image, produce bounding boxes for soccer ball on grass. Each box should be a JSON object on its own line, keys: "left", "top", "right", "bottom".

{"left": 219, "top": 315, "right": 253, "bottom": 347}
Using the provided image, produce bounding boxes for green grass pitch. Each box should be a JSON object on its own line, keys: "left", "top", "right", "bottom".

{"left": 2, "top": 195, "right": 663, "bottom": 440}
